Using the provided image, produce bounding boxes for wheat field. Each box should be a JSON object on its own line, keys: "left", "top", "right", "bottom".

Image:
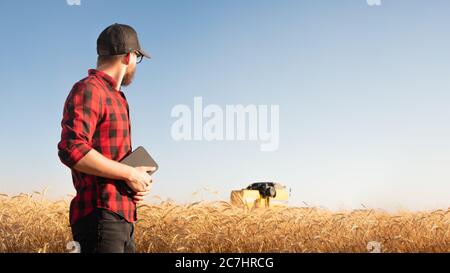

{"left": 1, "top": 191, "right": 449, "bottom": 253}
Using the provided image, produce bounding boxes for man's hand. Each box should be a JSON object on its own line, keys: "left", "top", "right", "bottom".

{"left": 133, "top": 189, "right": 151, "bottom": 205}
{"left": 125, "top": 166, "right": 156, "bottom": 193}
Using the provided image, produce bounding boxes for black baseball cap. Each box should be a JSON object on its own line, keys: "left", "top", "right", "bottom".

{"left": 97, "top": 23, "right": 151, "bottom": 59}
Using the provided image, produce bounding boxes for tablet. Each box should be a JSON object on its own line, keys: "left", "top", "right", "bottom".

{"left": 120, "top": 146, "right": 159, "bottom": 175}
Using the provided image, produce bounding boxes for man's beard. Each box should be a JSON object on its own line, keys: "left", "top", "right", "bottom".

{"left": 121, "top": 65, "right": 136, "bottom": 87}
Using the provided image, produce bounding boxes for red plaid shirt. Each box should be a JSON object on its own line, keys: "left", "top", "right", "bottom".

{"left": 58, "top": 69, "right": 136, "bottom": 226}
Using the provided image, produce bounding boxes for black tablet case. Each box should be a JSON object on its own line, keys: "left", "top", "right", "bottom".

{"left": 120, "top": 146, "right": 159, "bottom": 175}
{"left": 119, "top": 146, "right": 158, "bottom": 196}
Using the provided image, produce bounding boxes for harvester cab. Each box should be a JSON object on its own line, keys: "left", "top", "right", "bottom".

{"left": 230, "top": 182, "right": 289, "bottom": 208}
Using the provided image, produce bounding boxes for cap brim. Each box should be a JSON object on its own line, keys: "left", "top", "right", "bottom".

{"left": 137, "top": 49, "right": 151, "bottom": 59}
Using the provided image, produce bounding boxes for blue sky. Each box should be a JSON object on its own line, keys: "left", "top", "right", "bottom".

{"left": 1, "top": 0, "right": 450, "bottom": 211}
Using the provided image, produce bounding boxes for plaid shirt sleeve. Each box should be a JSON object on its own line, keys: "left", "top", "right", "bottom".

{"left": 58, "top": 82, "right": 103, "bottom": 169}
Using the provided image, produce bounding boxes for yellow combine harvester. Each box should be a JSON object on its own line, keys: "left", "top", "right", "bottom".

{"left": 230, "top": 182, "right": 290, "bottom": 208}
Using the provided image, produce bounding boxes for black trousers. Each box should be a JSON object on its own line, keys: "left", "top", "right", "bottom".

{"left": 71, "top": 208, "right": 135, "bottom": 253}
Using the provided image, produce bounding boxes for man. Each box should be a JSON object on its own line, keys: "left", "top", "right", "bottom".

{"left": 57, "top": 23, "right": 154, "bottom": 253}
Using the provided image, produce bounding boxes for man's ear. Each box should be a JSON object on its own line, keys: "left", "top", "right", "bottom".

{"left": 123, "top": 53, "right": 131, "bottom": 65}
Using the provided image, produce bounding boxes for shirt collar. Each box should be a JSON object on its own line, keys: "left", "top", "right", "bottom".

{"left": 88, "top": 69, "right": 120, "bottom": 92}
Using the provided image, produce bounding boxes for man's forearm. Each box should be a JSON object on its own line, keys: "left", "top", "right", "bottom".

{"left": 73, "top": 149, "right": 132, "bottom": 181}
